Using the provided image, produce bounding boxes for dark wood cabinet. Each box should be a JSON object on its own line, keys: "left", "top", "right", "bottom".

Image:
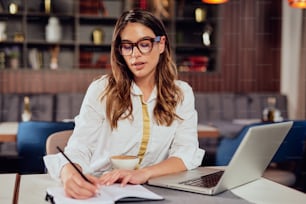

{"left": 0, "top": 0, "right": 219, "bottom": 72}
{"left": 0, "top": 0, "right": 120, "bottom": 70}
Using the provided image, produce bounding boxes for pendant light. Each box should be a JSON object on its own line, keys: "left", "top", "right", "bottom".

{"left": 202, "top": 0, "right": 228, "bottom": 4}
{"left": 288, "top": 0, "right": 306, "bottom": 8}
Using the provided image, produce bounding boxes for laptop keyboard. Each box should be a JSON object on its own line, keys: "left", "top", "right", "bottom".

{"left": 179, "top": 170, "right": 224, "bottom": 188}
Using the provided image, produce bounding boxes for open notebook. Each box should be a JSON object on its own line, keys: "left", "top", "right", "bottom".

{"left": 148, "top": 121, "right": 293, "bottom": 195}
{"left": 46, "top": 184, "right": 163, "bottom": 204}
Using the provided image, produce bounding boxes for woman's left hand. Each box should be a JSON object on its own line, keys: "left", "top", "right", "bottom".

{"left": 98, "top": 168, "right": 151, "bottom": 186}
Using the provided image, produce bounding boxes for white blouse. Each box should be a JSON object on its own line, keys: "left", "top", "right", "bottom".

{"left": 44, "top": 75, "right": 205, "bottom": 180}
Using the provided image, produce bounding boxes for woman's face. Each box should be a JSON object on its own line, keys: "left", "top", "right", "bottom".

{"left": 119, "top": 22, "right": 165, "bottom": 83}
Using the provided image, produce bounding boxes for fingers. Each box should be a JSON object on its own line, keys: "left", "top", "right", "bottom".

{"left": 64, "top": 175, "right": 97, "bottom": 199}
{"left": 99, "top": 170, "right": 121, "bottom": 185}
{"left": 120, "top": 174, "right": 133, "bottom": 187}
{"left": 99, "top": 169, "right": 145, "bottom": 187}
{"left": 87, "top": 174, "right": 100, "bottom": 186}
{"left": 61, "top": 165, "right": 100, "bottom": 199}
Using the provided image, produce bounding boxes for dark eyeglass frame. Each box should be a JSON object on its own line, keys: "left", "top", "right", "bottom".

{"left": 119, "top": 36, "right": 161, "bottom": 56}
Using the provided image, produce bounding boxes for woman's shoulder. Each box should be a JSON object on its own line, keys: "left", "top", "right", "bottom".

{"left": 89, "top": 75, "right": 109, "bottom": 88}
{"left": 86, "top": 75, "right": 109, "bottom": 94}
{"left": 175, "top": 80, "right": 193, "bottom": 93}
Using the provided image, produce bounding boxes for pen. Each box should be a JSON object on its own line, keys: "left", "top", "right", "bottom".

{"left": 56, "top": 146, "right": 93, "bottom": 184}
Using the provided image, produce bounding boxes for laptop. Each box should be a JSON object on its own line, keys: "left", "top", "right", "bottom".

{"left": 148, "top": 121, "right": 293, "bottom": 195}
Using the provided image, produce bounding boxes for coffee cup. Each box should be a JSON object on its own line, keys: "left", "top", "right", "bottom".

{"left": 110, "top": 155, "right": 139, "bottom": 170}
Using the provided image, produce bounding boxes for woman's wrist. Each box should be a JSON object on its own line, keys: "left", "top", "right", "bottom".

{"left": 60, "top": 163, "right": 71, "bottom": 183}
{"left": 60, "top": 163, "right": 82, "bottom": 183}
{"left": 139, "top": 167, "right": 153, "bottom": 181}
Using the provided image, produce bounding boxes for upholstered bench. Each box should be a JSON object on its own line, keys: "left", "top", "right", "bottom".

{"left": 0, "top": 93, "right": 85, "bottom": 122}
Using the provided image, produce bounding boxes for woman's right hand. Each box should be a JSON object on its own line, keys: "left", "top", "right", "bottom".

{"left": 60, "top": 163, "right": 100, "bottom": 199}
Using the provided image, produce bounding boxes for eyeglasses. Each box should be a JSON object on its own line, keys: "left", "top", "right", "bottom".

{"left": 119, "top": 36, "right": 161, "bottom": 56}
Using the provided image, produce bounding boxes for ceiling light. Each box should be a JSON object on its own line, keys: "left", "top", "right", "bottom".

{"left": 288, "top": 0, "right": 306, "bottom": 8}
{"left": 202, "top": 0, "right": 228, "bottom": 4}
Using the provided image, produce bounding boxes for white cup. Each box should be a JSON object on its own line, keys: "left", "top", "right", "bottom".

{"left": 110, "top": 155, "right": 139, "bottom": 170}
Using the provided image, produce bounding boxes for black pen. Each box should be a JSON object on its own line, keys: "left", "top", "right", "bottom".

{"left": 56, "top": 146, "right": 93, "bottom": 184}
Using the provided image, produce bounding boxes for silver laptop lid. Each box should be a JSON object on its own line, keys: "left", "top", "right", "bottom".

{"left": 214, "top": 121, "right": 293, "bottom": 194}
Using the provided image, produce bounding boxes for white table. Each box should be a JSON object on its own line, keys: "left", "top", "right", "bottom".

{"left": 0, "top": 173, "right": 19, "bottom": 204}
{"left": 17, "top": 173, "right": 306, "bottom": 204}
{"left": 0, "top": 122, "right": 18, "bottom": 142}
{"left": 232, "top": 118, "right": 262, "bottom": 125}
{"left": 230, "top": 178, "right": 306, "bottom": 203}
{"left": 197, "top": 124, "right": 219, "bottom": 138}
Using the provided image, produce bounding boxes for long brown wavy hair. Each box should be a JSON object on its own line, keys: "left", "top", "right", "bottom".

{"left": 101, "top": 9, "right": 183, "bottom": 129}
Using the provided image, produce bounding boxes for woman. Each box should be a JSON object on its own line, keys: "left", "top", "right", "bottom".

{"left": 44, "top": 9, "right": 204, "bottom": 199}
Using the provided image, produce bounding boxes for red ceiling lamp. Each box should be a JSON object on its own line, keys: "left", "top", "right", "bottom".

{"left": 288, "top": 0, "right": 306, "bottom": 8}
{"left": 202, "top": 0, "right": 228, "bottom": 4}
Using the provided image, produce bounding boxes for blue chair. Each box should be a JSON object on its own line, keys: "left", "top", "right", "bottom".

{"left": 17, "top": 121, "right": 75, "bottom": 174}
{"left": 216, "top": 120, "right": 306, "bottom": 187}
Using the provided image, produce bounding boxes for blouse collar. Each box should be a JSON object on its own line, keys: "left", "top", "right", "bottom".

{"left": 131, "top": 82, "right": 157, "bottom": 103}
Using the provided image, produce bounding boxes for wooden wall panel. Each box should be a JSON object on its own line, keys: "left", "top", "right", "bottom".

{"left": 179, "top": 0, "right": 282, "bottom": 93}
{"left": 0, "top": 70, "right": 104, "bottom": 94}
